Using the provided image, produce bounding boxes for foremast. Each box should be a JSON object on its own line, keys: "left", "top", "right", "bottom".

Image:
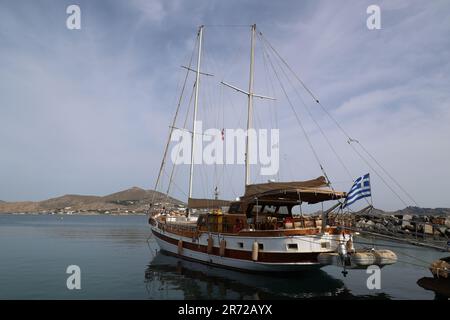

{"left": 188, "top": 25, "right": 204, "bottom": 200}
{"left": 245, "top": 24, "right": 256, "bottom": 186}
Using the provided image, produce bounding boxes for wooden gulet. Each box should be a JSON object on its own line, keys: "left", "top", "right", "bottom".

{"left": 148, "top": 24, "right": 397, "bottom": 273}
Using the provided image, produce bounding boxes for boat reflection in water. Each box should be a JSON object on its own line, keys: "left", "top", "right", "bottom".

{"left": 144, "top": 252, "right": 390, "bottom": 299}
{"left": 417, "top": 256, "right": 450, "bottom": 300}
{"left": 417, "top": 277, "right": 450, "bottom": 300}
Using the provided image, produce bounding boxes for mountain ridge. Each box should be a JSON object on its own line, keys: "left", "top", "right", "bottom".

{"left": 0, "top": 187, "right": 184, "bottom": 214}
{"left": 0, "top": 190, "right": 449, "bottom": 216}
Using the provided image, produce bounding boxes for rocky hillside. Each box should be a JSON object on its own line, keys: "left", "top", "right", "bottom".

{"left": 0, "top": 187, "right": 184, "bottom": 214}
{"left": 390, "top": 206, "right": 450, "bottom": 216}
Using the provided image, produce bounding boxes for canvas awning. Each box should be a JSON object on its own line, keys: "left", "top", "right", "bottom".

{"left": 188, "top": 198, "right": 231, "bottom": 209}
{"left": 244, "top": 176, "right": 328, "bottom": 198}
{"left": 241, "top": 176, "right": 345, "bottom": 204}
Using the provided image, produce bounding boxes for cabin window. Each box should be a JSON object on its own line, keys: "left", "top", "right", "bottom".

{"left": 197, "top": 215, "right": 205, "bottom": 226}
{"left": 287, "top": 243, "right": 298, "bottom": 251}
{"left": 252, "top": 205, "right": 263, "bottom": 213}
{"left": 238, "top": 242, "right": 244, "bottom": 248}
{"left": 263, "top": 205, "right": 276, "bottom": 214}
{"left": 321, "top": 242, "right": 330, "bottom": 249}
{"left": 258, "top": 243, "right": 264, "bottom": 250}
{"left": 291, "top": 205, "right": 302, "bottom": 215}
{"left": 278, "top": 206, "right": 289, "bottom": 215}
{"left": 229, "top": 202, "right": 241, "bottom": 213}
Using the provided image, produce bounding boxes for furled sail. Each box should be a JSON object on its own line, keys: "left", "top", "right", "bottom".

{"left": 188, "top": 198, "right": 231, "bottom": 209}
{"left": 244, "top": 176, "right": 328, "bottom": 198}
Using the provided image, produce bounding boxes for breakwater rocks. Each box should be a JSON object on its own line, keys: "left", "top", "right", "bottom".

{"left": 352, "top": 214, "right": 450, "bottom": 237}
{"left": 330, "top": 207, "right": 450, "bottom": 244}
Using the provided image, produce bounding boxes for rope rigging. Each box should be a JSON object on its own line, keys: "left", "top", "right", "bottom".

{"left": 257, "top": 31, "right": 332, "bottom": 186}
{"left": 147, "top": 25, "right": 437, "bottom": 280}
{"left": 158, "top": 25, "right": 418, "bottom": 211}
{"left": 152, "top": 33, "right": 198, "bottom": 203}
{"left": 259, "top": 42, "right": 280, "bottom": 183}
{"left": 166, "top": 80, "right": 196, "bottom": 196}
{"left": 347, "top": 140, "right": 408, "bottom": 207}
{"left": 259, "top": 32, "right": 354, "bottom": 182}
{"left": 356, "top": 141, "right": 419, "bottom": 206}
{"left": 258, "top": 30, "right": 417, "bottom": 208}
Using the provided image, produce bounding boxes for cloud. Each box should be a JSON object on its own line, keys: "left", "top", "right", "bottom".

{"left": 0, "top": 0, "right": 449, "bottom": 211}
{"left": 130, "top": 0, "right": 167, "bottom": 23}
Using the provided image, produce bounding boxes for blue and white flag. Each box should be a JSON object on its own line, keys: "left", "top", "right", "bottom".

{"left": 343, "top": 173, "right": 371, "bottom": 208}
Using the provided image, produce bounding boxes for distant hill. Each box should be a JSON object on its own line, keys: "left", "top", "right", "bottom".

{"left": 0, "top": 187, "right": 184, "bottom": 214}
{"left": 390, "top": 206, "right": 450, "bottom": 217}
{"left": 1, "top": 192, "right": 448, "bottom": 217}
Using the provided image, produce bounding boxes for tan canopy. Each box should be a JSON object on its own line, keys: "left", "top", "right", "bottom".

{"left": 244, "top": 176, "right": 328, "bottom": 198}
{"left": 242, "top": 176, "right": 345, "bottom": 204}
{"left": 188, "top": 198, "right": 231, "bottom": 209}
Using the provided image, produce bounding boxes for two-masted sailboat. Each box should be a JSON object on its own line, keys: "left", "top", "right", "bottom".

{"left": 148, "top": 24, "right": 396, "bottom": 272}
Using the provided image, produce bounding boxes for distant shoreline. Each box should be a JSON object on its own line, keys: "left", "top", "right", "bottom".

{"left": 0, "top": 186, "right": 184, "bottom": 216}
{"left": 0, "top": 212, "right": 147, "bottom": 216}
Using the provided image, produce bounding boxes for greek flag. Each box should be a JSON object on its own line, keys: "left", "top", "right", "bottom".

{"left": 343, "top": 173, "right": 371, "bottom": 208}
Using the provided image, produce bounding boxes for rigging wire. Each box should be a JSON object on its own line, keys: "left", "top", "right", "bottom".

{"left": 258, "top": 33, "right": 333, "bottom": 186}
{"left": 162, "top": 26, "right": 416, "bottom": 208}
{"left": 203, "top": 27, "right": 246, "bottom": 199}
{"left": 253, "top": 104, "right": 265, "bottom": 184}
{"left": 264, "top": 35, "right": 354, "bottom": 183}
{"left": 222, "top": 83, "right": 244, "bottom": 198}
{"left": 258, "top": 31, "right": 417, "bottom": 208}
{"left": 260, "top": 41, "right": 283, "bottom": 182}
{"left": 162, "top": 168, "right": 188, "bottom": 198}
{"left": 153, "top": 31, "right": 198, "bottom": 202}
{"left": 348, "top": 141, "right": 408, "bottom": 207}
{"left": 199, "top": 78, "right": 213, "bottom": 199}
{"left": 356, "top": 142, "right": 419, "bottom": 206}
{"left": 260, "top": 34, "right": 349, "bottom": 189}
{"left": 259, "top": 37, "right": 280, "bottom": 178}
{"left": 220, "top": 76, "right": 225, "bottom": 198}
{"left": 166, "top": 81, "right": 196, "bottom": 196}
{"left": 153, "top": 26, "right": 431, "bottom": 275}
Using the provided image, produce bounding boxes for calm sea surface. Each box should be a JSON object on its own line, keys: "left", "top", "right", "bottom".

{"left": 0, "top": 214, "right": 448, "bottom": 300}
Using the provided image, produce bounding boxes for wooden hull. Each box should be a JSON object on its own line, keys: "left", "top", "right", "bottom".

{"left": 150, "top": 224, "right": 343, "bottom": 272}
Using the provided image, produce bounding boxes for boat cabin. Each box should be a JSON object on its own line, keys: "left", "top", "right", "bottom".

{"left": 191, "top": 176, "right": 346, "bottom": 234}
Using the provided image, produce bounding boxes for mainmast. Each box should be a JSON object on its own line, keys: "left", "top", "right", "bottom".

{"left": 245, "top": 24, "right": 256, "bottom": 186}
{"left": 188, "top": 25, "right": 203, "bottom": 200}
{"left": 220, "top": 24, "right": 275, "bottom": 188}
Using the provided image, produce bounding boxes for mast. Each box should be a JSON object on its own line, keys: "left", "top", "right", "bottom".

{"left": 245, "top": 24, "right": 256, "bottom": 186}
{"left": 220, "top": 24, "right": 275, "bottom": 187}
{"left": 188, "top": 25, "right": 203, "bottom": 200}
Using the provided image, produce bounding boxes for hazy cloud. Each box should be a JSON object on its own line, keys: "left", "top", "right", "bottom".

{"left": 1, "top": 0, "right": 449, "bottom": 211}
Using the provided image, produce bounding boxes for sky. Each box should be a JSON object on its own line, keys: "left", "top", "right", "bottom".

{"left": 0, "top": 0, "right": 449, "bottom": 211}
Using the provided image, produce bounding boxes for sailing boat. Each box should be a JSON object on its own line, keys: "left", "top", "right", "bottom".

{"left": 148, "top": 24, "right": 397, "bottom": 272}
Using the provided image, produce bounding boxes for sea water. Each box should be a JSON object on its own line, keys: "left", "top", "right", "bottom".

{"left": 0, "top": 214, "right": 447, "bottom": 299}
